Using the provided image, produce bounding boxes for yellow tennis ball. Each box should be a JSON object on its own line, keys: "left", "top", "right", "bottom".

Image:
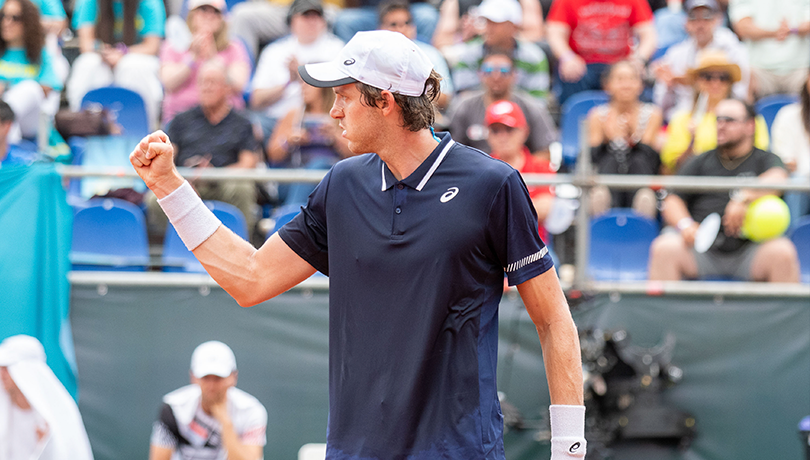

{"left": 741, "top": 195, "right": 791, "bottom": 242}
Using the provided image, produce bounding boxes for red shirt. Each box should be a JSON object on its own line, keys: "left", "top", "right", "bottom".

{"left": 492, "top": 147, "right": 554, "bottom": 241}
{"left": 547, "top": 0, "right": 653, "bottom": 64}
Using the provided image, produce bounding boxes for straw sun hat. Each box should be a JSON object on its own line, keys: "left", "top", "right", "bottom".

{"left": 686, "top": 49, "right": 742, "bottom": 84}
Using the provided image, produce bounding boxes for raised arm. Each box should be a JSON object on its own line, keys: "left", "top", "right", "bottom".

{"left": 130, "top": 131, "right": 317, "bottom": 307}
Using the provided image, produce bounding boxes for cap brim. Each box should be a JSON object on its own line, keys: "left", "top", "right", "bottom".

{"left": 299, "top": 63, "right": 357, "bottom": 89}
{"left": 192, "top": 365, "right": 232, "bottom": 379}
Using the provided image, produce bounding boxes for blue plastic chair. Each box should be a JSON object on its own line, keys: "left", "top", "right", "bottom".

{"left": 789, "top": 216, "right": 810, "bottom": 284}
{"left": 560, "top": 91, "right": 609, "bottom": 170}
{"left": 265, "top": 204, "right": 302, "bottom": 239}
{"left": 81, "top": 86, "right": 149, "bottom": 138}
{"left": 755, "top": 93, "right": 799, "bottom": 136}
{"left": 162, "top": 201, "right": 249, "bottom": 272}
{"left": 588, "top": 209, "right": 660, "bottom": 281}
{"left": 71, "top": 198, "right": 150, "bottom": 271}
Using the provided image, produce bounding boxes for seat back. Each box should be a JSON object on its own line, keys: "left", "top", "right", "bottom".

{"left": 81, "top": 86, "right": 149, "bottom": 138}
{"left": 162, "top": 201, "right": 249, "bottom": 272}
{"left": 789, "top": 216, "right": 810, "bottom": 284}
{"left": 560, "top": 91, "right": 609, "bottom": 169}
{"left": 265, "top": 204, "right": 302, "bottom": 239}
{"left": 755, "top": 93, "right": 799, "bottom": 137}
{"left": 589, "top": 209, "right": 659, "bottom": 281}
{"left": 71, "top": 198, "right": 150, "bottom": 271}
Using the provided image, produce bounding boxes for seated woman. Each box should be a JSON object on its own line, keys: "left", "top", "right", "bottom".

{"left": 66, "top": 0, "right": 165, "bottom": 129}
{"left": 267, "top": 83, "right": 352, "bottom": 206}
{"left": 0, "top": 0, "right": 61, "bottom": 143}
{"left": 771, "top": 70, "right": 810, "bottom": 223}
{"left": 661, "top": 49, "right": 769, "bottom": 174}
{"left": 587, "top": 60, "right": 663, "bottom": 219}
{"left": 159, "top": 0, "right": 249, "bottom": 125}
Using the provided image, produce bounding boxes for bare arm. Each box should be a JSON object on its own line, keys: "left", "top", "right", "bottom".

{"left": 209, "top": 402, "right": 264, "bottom": 460}
{"left": 267, "top": 110, "right": 296, "bottom": 163}
{"left": 587, "top": 110, "right": 604, "bottom": 147}
{"left": 148, "top": 445, "right": 173, "bottom": 460}
{"left": 130, "top": 132, "right": 317, "bottom": 307}
{"left": 732, "top": 17, "right": 782, "bottom": 41}
{"left": 128, "top": 35, "right": 162, "bottom": 56}
{"left": 250, "top": 85, "right": 287, "bottom": 110}
{"left": 641, "top": 106, "right": 663, "bottom": 148}
{"left": 519, "top": 0, "right": 544, "bottom": 42}
{"left": 432, "top": 0, "right": 460, "bottom": 50}
{"left": 228, "top": 61, "right": 251, "bottom": 95}
{"left": 77, "top": 26, "right": 96, "bottom": 54}
{"left": 632, "top": 21, "right": 657, "bottom": 62}
{"left": 722, "top": 166, "right": 789, "bottom": 235}
{"left": 227, "top": 150, "right": 259, "bottom": 169}
{"left": 516, "top": 269, "right": 583, "bottom": 406}
{"left": 160, "top": 59, "right": 194, "bottom": 93}
{"left": 545, "top": 21, "right": 573, "bottom": 59}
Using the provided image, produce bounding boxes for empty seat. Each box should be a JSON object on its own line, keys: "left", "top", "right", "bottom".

{"left": 789, "top": 216, "right": 810, "bottom": 284}
{"left": 589, "top": 209, "right": 660, "bottom": 281}
{"left": 71, "top": 198, "right": 150, "bottom": 271}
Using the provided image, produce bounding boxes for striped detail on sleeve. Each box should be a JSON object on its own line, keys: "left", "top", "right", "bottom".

{"left": 505, "top": 247, "right": 549, "bottom": 274}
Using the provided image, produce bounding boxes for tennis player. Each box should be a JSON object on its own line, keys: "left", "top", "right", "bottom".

{"left": 130, "top": 30, "right": 585, "bottom": 459}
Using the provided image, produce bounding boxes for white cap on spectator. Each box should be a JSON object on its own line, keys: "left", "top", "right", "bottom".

{"left": 299, "top": 30, "right": 434, "bottom": 97}
{"left": 188, "top": 0, "right": 227, "bottom": 13}
{"left": 477, "top": 0, "right": 522, "bottom": 26}
{"left": 0, "top": 335, "right": 46, "bottom": 366}
{"left": 190, "top": 341, "right": 237, "bottom": 378}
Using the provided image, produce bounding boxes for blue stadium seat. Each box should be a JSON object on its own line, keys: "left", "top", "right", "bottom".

{"left": 589, "top": 209, "right": 660, "bottom": 281}
{"left": 81, "top": 86, "right": 149, "bottom": 138}
{"left": 162, "top": 201, "right": 249, "bottom": 272}
{"left": 755, "top": 93, "right": 799, "bottom": 137}
{"left": 265, "top": 204, "right": 302, "bottom": 239}
{"left": 789, "top": 216, "right": 810, "bottom": 284}
{"left": 71, "top": 198, "right": 150, "bottom": 271}
{"left": 560, "top": 91, "right": 609, "bottom": 170}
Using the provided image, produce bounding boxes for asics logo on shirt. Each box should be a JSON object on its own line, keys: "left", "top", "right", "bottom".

{"left": 440, "top": 187, "right": 459, "bottom": 203}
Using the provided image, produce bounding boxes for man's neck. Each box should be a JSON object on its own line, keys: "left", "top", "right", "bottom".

{"left": 718, "top": 141, "right": 754, "bottom": 162}
{"left": 485, "top": 89, "right": 512, "bottom": 106}
{"left": 201, "top": 103, "right": 231, "bottom": 125}
{"left": 378, "top": 129, "right": 440, "bottom": 181}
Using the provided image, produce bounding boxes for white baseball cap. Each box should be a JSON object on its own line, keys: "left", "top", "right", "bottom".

{"left": 190, "top": 341, "right": 237, "bottom": 378}
{"left": 0, "top": 335, "right": 46, "bottom": 366}
{"left": 477, "top": 0, "right": 523, "bottom": 25}
{"left": 299, "top": 30, "right": 434, "bottom": 97}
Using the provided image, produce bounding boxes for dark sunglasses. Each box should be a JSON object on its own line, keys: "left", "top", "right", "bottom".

{"left": 716, "top": 115, "right": 747, "bottom": 124}
{"left": 699, "top": 72, "right": 731, "bottom": 82}
{"left": 0, "top": 13, "right": 23, "bottom": 22}
{"left": 489, "top": 124, "right": 517, "bottom": 134}
{"left": 481, "top": 64, "right": 512, "bottom": 75}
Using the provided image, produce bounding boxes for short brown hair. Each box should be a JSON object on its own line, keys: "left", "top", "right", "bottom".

{"left": 355, "top": 69, "right": 442, "bottom": 132}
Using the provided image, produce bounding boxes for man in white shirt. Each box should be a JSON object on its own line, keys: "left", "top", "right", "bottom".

{"left": 149, "top": 341, "right": 267, "bottom": 460}
{"left": 0, "top": 335, "right": 94, "bottom": 460}
{"left": 248, "top": 0, "right": 344, "bottom": 121}
{"left": 653, "top": 0, "right": 750, "bottom": 119}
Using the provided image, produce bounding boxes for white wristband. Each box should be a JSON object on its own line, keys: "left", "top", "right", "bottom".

{"left": 157, "top": 180, "right": 222, "bottom": 251}
{"left": 550, "top": 405, "right": 587, "bottom": 458}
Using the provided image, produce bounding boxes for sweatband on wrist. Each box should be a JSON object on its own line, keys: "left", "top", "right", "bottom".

{"left": 157, "top": 180, "right": 222, "bottom": 251}
{"left": 550, "top": 405, "right": 586, "bottom": 458}
{"left": 677, "top": 217, "right": 695, "bottom": 231}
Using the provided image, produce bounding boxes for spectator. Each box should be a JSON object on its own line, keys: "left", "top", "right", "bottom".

{"left": 229, "top": 0, "right": 341, "bottom": 59}
{"left": 249, "top": 0, "right": 343, "bottom": 131}
{"left": 431, "top": 0, "right": 545, "bottom": 50}
{"left": 67, "top": 0, "right": 166, "bottom": 129}
{"left": 159, "top": 0, "right": 250, "bottom": 125}
{"left": 729, "top": 0, "right": 809, "bottom": 99}
{"left": 267, "top": 83, "right": 352, "bottom": 206}
{"left": 648, "top": 98, "right": 799, "bottom": 282}
{"left": 661, "top": 49, "right": 769, "bottom": 174}
{"left": 378, "top": 0, "right": 453, "bottom": 110}
{"left": 0, "top": 99, "right": 19, "bottom": 166}
{"left": 149, "top": 341, "right": 267, "bottom": 460}
{"left": 546, "top": 0, "right": 656, "bottom": 105}
{"left": 652, "top": 0, "right": 750, "bottom": 120}
{"left": 485, "top": 99, "right": 555, "bottom": 241}
{"left": 0, "top": 0, "right": 61, "bottom": 143}
{"left": 587, "top": 60, "right": 662, "bottom": 218}
{"left": 333, "top": 0, "right": 438, "bottom": 45}
{"left": 771, "top": 71, "right": 810, "bottom": 221}
{"left": 447, "top": 49, "right": 556, "bottom": 158}
{"left": 446, "top": 0, "right": 550, "bottom": 100}
{"left": 146, "top": 61, "right": 260, "bottom": 240}
{"left": 0, "top": 335, "right": 94, "bottom": 460}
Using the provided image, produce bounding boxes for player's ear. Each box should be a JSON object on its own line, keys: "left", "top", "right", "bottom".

{"left": 379, "top": 91, "right": 396, "bottom": 115}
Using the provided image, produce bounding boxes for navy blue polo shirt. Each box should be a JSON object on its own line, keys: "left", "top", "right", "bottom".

{"left": 279, "top": 133, "right": 553, "bottom": 459}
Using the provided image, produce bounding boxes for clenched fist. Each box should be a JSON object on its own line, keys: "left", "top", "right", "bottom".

{"left": 130, "top": 130, "right": 186, "bottom": 199}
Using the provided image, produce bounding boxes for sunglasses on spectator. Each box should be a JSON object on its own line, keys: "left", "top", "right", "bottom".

{"left": 385, "top": 19, "right": 412, "bottom": 28}
{"left": 489, "top": 125, "right": 517, "bottom": 134}
{"left": 716, "top": 115, "right": 747, "bottom": 124}
{"left": 687, "top": 11, "right": 715, "bottom": 21}
{"left": 481, "top": 64, "right": 512, "bottom": 75}
{"left": 0, "top": 13, "right": 22, "bottom": 22}
{"left": 195, "top": 5, "right": 221, "bottom": 14}
{"left": 699, "top": 72, "right": 731, "bottom": 82}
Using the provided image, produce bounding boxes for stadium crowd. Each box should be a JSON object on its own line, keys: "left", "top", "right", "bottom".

{"left": 0, "top": 0, "right": 807, "bottom": 282}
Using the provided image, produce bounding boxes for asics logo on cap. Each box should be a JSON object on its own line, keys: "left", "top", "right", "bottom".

{"left": 440, "top": 187, "right": 459, "bottom": 203}
{"left": 569, "top": 442, "right": 581, "bottom": 453}
{"left": 344, "top": 58, "right": 356, "bottom": 66}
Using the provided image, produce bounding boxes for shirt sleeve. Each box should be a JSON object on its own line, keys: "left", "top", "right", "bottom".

{"left": 149, "top": 403, "right": 179, "bottom": 449}
{"left": 71, "top": 0, "right": 96, "bottom": 30}
{"left": 753, "top": 115, "right": 770, "bottom": 151}
{"left": 137, "top": 0, "right": 166, "bottom": 37}
{"left": 522, "top": 98, "right": 557, "bottom": 151}
{"left": 486, "top": 170, "right": 553, "bottom": 286}
{"left": 629, "top": 0, "right": 654, "bottom": 25}
{"left": 728, "top": 0, "right": 754, "bottom": 24}
{"left": 237, "top": 116, "right": 260, "bottom": 153}
{"left": 661, "top": 111, "right": 692, "bottom": 170}
{"left": 278, "top": 168, "right": 332, "bottom": 275}
{"left": 545, "top": 0, "right": 573, "bottom": 26}
{"left": 38, "top": 0, "right": 67, "bottom": 19}
{"left": 251, "top": 43, "right": 289, "bottom": 90}
{"left": 239, "top": 404, "right": 268, "bottom": 446}
{"left": 37, "top": 49, "right": 63, "bottom": 91}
